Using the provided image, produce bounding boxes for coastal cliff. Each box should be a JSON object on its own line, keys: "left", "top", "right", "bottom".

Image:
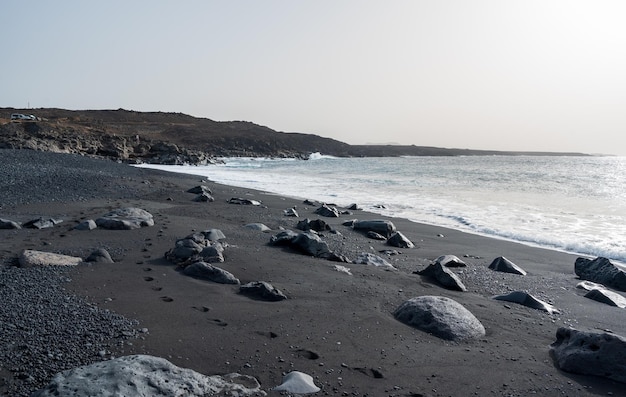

{"left": 0, "top": 108, "right": 587, "bottom": 164}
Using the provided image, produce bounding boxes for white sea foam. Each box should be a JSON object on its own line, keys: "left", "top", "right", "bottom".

{"left": 136, "top": 155, "right": 626, "bottom": 263}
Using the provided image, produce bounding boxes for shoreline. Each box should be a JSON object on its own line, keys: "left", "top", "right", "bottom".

{"left": 1, "top": 149, "right": 624, "bottom": 396}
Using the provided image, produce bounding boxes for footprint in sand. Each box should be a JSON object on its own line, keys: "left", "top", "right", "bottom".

{"left": 143, "top": 267, "right": 152, "bottom": 272}
{"left": 143, "top": 276, "right": 154, "bottom": 282}
{"left": 192, "top": 306, "right": 211, "bottom": 313}
{"left": 160, "top": 296, "right": 174, "bottom": 302}
{"left": 151, "top": 286, "right": 163, "bottom": 291}
{"left": 295, "top": 349, "right": 320, "bottom": 360}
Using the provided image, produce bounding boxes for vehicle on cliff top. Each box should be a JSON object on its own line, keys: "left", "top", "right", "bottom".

{"left": 10, "top": 113, "right": 37, "bottom": 122}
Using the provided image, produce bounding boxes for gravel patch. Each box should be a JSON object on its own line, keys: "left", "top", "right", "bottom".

{"left": 0, "top": 149, "right": 147, "bottom": 208}
{"left": 0, "top": 264, "right": 141, "bottom": 396}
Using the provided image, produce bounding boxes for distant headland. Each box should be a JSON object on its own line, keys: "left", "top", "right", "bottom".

{"left": 0, "top": 108, "right": 589, "bottom": 164}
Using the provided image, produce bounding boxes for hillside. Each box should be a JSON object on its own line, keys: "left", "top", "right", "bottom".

{"left": 0, "top": 108, "right": 587, "bottom": 164}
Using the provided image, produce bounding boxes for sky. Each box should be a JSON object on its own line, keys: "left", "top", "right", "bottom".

{"left": 2, "top": 1, "right": 625, "bottom": 155}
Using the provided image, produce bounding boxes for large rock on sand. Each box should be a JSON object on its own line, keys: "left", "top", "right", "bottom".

{"left": 575, "top": 257, "right": 626, "bottom": 292}
{"left": 31, "top": 354, "right": 266, "bottom": 397}
{"left": 488, "top": 256, "right": 527, "bottom": 275}
{"left": 291, "top": 232, "right": 332, "bottom": 258}
{"left": 393, "top": 296, "right": 485, "bottom": 341}
{"left": 387, "top": 231, "right": 414, "bottom": 248}
{"left": 19, "top": 250, "right": 82, "bottom": 267}
{"left": 96, "top": 207, "right": 154, "bottom": 230}
{"left": 493, "top": 291, "right": 560, "bottom": 314}
{"left": 417, "top": 262, "right": 467, "bottom": 291}
{"left": 551, "top": 328, "right": 626, "bottom": 384}
{"left": 240, "top": 281, "right": 287, "bottom": 301}
{"left": 584, "top": 288, "right": 626, "bottom": 308}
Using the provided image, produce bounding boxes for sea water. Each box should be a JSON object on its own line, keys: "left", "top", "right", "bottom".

{"left": 136, "top": 155, "right": 626, "bottom": 263}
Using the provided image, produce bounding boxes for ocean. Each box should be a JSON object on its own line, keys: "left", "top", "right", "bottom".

{"left": 136, "top": 155, "right": 626, "bottom": 264}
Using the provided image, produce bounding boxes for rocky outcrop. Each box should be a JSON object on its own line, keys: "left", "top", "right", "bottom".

{"left": 551, "top": 328, "right": 626, "bottom": 384}
{"left": 393, "top": 296, "right": 485, "bottom": 341}
{"left": 575, "top": 257, "right": 626, "bottom": 292}
{"left": 31, "top": 354, "right": 266, "bottom": 396}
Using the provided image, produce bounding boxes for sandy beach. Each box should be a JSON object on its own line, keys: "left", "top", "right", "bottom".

{"left": 1, "top": 150, "right": 624, "bottom": 396}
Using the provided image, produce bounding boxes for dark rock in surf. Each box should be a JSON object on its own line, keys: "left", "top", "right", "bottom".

{"left": 85, "top": 248, "right": 114, "bottom": 263}
{"left": 347, "top": 203, "right": 362, "bottom": 210}
{"left": 417, "top": 262, "right": 466, "bottom": 291}
{"left": 551, "top": 327, "right": 626, "bottom": 383}
{"left": 183, "top": 261, "right": 239, "bottom": 284}
{"left": 314, "top": 204, "right": 340, "bottom": 218}
{"left": 240, "top": 281, "right": 287, "bottom": 301}
{"left": 353, "top": 220, "right": 396, "bottom": 238}
{"left": 493, "top": 291, "right": 559, "bottom": 314}
{"left": 387, "top": 231, "right": 414, "bottom": 248}
{"left": 393, "top": 296, "right": 485, "bottom": 341}
{"left": 575, "top": 257, "right": 626, "bottom": 292}
{"left": 488, "top": 256, "right": 527, "bottom": 275}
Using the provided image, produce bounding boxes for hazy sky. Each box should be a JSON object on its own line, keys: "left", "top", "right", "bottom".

{"left": 2, "top": 1, "right": 625, "bottom": 155}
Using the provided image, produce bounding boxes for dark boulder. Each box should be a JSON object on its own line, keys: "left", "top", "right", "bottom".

{"left": 417, "top": 262, "right": 466, "bottom": 291}
{"left": 85, "top": 248, "right": 114, "bottom": 263}
{"left": 297, "top": 218, "right": 331, "bottom": 232}
{"left": 366, "top": 231, "right": 387, "bottom": 240}
{"left": 387, "top": 232, "right": 414, "bottom": 248}
{"left": 493, "top": 291, "right": 559, "bottom": 314}
{"left": 551, "top": 327, "right": 626, "bottom": 383}
{"left": 228, "top": 197, "right": 261, "bottom": 206}
{"left": 292, "top": 232, "right": 332, "bottom": 258}
{"left": 584, "top": 288, "right": 626, "bottom": 308}
{"left": 575, "top": 257, "right": 626, "bottom": 292}
{"left": 314, "top": 204, "right": 339, "bottom": 218}
{"left": 488, "top": 256, "right": 527, "bottom": 275}
{"left": 193, "top": 192, "right": 214, "bottom": 202}
{"left": 269, "top": 230, "right": 299, "bottom": 246}
{"left": 434, "top": 255, "right": 466, "bottom": 267}
{"left": 0, "top": 218, "right": 21, "bottom": 229}
{"left": 187, "top": 185, "right": 212, "bottom": 195}
{"left": 353, "top": 220, "right": 396, "bottom": 238}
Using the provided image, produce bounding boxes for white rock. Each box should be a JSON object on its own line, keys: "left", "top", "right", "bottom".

{"left": 19, "top": 250, "right": 82, "bottom": 267}
{"left": 31, "top": 354, "right": 266, "bottom": 397}
{"left": 273, "top": 371, "right": 320, "bottom": 394}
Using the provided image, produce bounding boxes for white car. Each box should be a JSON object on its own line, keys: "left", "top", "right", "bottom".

{"left": 10, "top": 113, "right": 37, "bottom": 121}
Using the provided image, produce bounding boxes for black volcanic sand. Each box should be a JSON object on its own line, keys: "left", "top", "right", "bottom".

{"left": 1, "top": 149, "right": 624, "bottom": 396}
